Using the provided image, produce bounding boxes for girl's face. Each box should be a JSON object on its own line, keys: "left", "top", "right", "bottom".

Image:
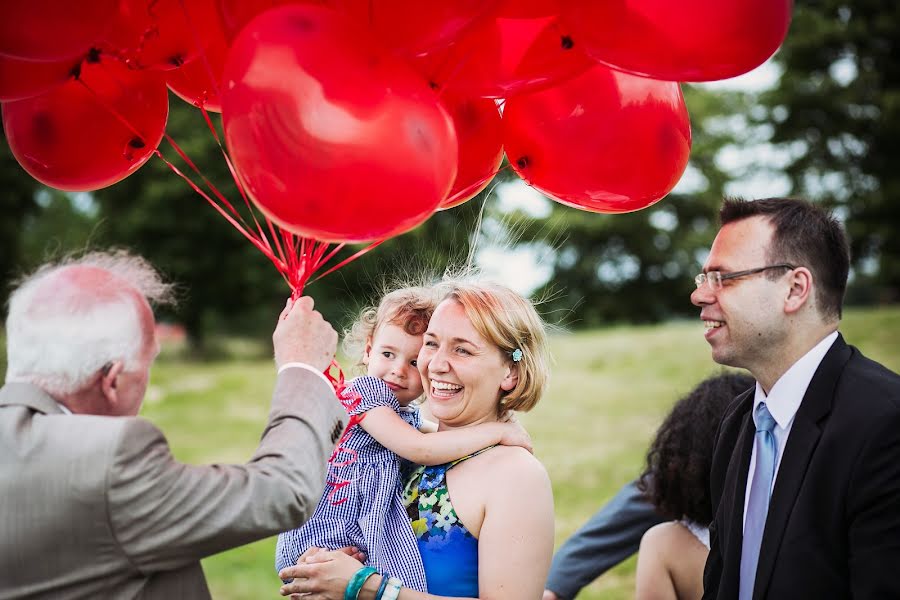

{"left": 364, "top": 322, "right": 425, "bottom": 406}
{"left": 416, "top": 299, "right": 518, "bottom": 428}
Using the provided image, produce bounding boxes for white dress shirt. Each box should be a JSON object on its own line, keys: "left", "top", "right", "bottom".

{"left": 742, "top": 331, "right": 839, "bottom": 530}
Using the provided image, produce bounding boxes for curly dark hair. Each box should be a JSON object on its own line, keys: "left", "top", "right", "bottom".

{"left": 638, "top": 372, "right": 754, "bottom": 524}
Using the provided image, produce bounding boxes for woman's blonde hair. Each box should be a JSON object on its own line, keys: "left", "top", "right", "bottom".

{"left": 343, "top": 285, "right": 442, "bottom": 365}
{"left": 442, "top": 281, "right": 550, "bottom": 413}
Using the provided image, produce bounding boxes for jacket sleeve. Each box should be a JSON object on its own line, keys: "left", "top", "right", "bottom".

{"left": 106, "top": 367, "right": 345, "bottom": 573}
{"left": 545, "top": 479, "right": 663, "bottom": 599}
{"left": 847, "top": 406, "right": 900, "bottom": 599}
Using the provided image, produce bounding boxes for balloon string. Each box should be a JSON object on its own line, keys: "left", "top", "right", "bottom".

{"left": 311, "top": 240, "right": 383, "bottom": 284}
{"left": 196, "top": 105, "right": 279, "bottom": 261}
{"left": 152, "top": 148, "right": 284, "bottom": 267}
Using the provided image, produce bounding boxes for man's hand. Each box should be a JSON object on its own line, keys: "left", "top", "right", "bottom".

{"left": 273, "top": 297, "right": 337, "bottom": 371}
{"left": 543, "top": 590, "right": 560, "bottom": 600}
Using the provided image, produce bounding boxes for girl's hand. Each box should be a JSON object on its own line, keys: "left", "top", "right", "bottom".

{"left": 279, "top": 548, "right": 366, "bottom": 598}
{"left": 499, "top": 419, "right": 533, "bottom": 454}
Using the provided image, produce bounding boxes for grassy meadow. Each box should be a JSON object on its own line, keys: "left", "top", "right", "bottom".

{"left": 3, "top": 306, "right": 899, "bottom": 599}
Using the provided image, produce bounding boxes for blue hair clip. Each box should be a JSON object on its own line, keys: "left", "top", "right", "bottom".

{"left": 511, "top": 348, "right": 523, "bottom": 363}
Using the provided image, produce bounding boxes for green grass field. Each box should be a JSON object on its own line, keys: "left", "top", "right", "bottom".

{"left": 3, "top": 306, "right": 899, "bottom": 599}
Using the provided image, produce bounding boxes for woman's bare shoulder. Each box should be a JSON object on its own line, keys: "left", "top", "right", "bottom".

{"left": 641, "top": 521, "right": 706, "bottom": 552}
{"left": 478, "top": 445, "right": 550, "bottom": 488}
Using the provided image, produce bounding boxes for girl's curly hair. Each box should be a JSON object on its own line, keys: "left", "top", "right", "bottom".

{"left": 638, "top": 372, "right": 754, "bottom": 524}
{"left": 343, "top": 284, "right": 443, "bottom": 365}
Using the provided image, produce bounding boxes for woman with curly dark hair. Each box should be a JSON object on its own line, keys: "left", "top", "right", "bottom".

{"left": 635, "top": 372, "right": 754, "bottom": 600}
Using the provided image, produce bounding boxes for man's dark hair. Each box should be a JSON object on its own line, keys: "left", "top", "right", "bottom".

{"left": 720, "top": 197, "right": 850, "bottom": 319}
{"left": 638, "top": 372, "right": 755, "bottom": 524}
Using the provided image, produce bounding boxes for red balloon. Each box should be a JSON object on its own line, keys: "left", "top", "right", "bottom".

{"left": 2, "top": 58, "right": 169, "bottom": 192}
{"left": 222, "top": 5, "right": 458, "bottom": 243}
{"left": 0, "top": 0, "right": 117, "bottom": 61}
{"left": 0, "top": 55, "right": 79, "bottom": 102}
{"left": 503, "top": 64, "right": 691, "bottom": 213}
{"left": 439, "top": 94, "right": 503, "bottom": 210}
{"left": 167, "top": 24, "right": 229, "bottom": 112}
{"left": 559, "top": 0, "right": 793, "bottom": 82}
{"left": 102, "top": 0, "right": 223, "bottom": 70}
{"left": 413, "top": 0, "right": 593, "bottom": 99}
{"left": 330, "top": 0, "right": 497, "bottom": 58}
{"left": 216, "top": 0, "right": 317, "bottom": 41}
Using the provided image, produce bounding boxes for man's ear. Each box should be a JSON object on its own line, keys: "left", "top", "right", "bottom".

{"left": 99, "top": 361, "right": 124, "bottom": 403}
{"left": 500, "top": 363, "right": 519, "bottom": 392}
{"left": 785, "top": 267, "right": 813, "bottom": 314}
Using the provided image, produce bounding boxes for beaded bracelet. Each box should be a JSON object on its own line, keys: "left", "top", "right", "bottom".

{"left": 380, "top": 576, "right": 404, "bottom": 600}
{"left": 344, "top": 566, "right": 378, "bottom": 600}
{"left": 374, "top": 573, "right": 390, "bottom": 600}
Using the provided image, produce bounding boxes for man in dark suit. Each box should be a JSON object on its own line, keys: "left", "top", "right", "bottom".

{"left": 0, "top": 251, "right": 346, "bottom": 599}
{"left": 692, "top": 198, "right": 900, "bottom": 600}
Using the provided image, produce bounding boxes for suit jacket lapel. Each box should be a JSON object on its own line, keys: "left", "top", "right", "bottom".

{"left": 721, "top": 396, "right": 755, "bottom": 596}
{"left": 752, "top": 334, "right": 852, "bottom": 600}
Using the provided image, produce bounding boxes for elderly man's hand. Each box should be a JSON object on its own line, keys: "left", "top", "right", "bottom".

{"left": 273, "top": 297, "right": 337, "bottom": 371}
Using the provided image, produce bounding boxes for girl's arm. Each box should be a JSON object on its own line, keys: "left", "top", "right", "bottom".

{"left": 359, "top": 406, "right": 531, "bottom": 465}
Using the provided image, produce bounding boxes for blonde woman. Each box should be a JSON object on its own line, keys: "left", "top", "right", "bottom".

{"left": 279, "top": 282, "right": 555, "bottom": 600}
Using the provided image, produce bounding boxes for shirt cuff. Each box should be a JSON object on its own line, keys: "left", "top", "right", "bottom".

{"left": 277, "top": 362, "right": 333, "bottom": 391}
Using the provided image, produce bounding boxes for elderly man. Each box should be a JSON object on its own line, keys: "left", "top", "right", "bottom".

{"left": 0, "top": 251, "right": 346, "bottom": 599}
{"left": 693, "top": 198, "right": 900, "bottom": 600}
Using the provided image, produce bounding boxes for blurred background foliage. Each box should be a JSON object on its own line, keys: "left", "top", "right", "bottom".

{"left": 2, "top": 0, "right": 898, "bottom": 352}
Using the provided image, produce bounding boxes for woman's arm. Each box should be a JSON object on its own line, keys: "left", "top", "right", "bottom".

{"left": 635, "top": 524, "right": 679, "bottom": 600}
{"left": 359, "top": 406, "right": 531, "bottom": 465}
{"left": 475, "top": 449, "right": 555, "bottom": 599}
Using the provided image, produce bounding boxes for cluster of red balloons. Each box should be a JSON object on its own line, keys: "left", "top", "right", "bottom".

{"left": 1, "top": 0, "right": 792, "bottom": 242}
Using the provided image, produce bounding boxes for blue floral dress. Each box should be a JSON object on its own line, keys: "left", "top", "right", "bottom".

{"left": 402, "top": 447, "right": 495, "bottom": 597}
{"left": 275, "top": 376, "right": 428, "bottom": 592}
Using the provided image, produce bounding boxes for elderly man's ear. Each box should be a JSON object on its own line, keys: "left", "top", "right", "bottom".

{"left": 99, "top": 361, "right": 125, "bottom": 403}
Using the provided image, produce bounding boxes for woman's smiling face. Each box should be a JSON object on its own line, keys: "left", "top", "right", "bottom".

{"left": 416, "top": 299, "right": 518, "bottom": 428}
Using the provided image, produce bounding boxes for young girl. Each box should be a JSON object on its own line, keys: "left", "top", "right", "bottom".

{"left": 275, "top": 285, "right": 530, "bottom": 591}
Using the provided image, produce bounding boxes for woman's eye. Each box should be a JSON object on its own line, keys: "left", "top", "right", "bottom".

{"left": 424, "top": 340, "right": 437, "bottom": 348}
{"left": 381, "top": 351, "right": 393, "bottom": 358}
{"left": 455, "top": 347, "right": 471, "bottom": 355}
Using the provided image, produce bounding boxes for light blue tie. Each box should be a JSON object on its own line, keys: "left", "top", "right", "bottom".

{"left": 739, "top": 402, "right": 777, "bottom": 600}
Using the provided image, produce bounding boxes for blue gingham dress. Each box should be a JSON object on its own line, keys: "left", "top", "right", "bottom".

{"left": 275, "top": 376, "right": 428, "bottom": 592}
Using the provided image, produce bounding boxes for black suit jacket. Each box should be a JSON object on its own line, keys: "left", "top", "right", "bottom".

{"left": 703, "top": 334, "right": 900, "bottom": 600}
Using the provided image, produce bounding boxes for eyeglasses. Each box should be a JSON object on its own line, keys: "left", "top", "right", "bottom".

{"left": 694, "top": 264, "right": 796, "bottom": 291}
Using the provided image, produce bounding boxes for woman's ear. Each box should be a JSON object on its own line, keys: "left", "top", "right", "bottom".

{"left": 500, "top": 363, "right": 519, "bottom": 392}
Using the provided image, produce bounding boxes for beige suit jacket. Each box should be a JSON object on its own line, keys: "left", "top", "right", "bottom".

{"left": 0, "top": 367, "right": 346, "bottom": 599}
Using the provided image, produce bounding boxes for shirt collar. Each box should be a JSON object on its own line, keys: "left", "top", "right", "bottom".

{"left": 753, "top": 331, "right": 839, "bottom": 430}
{"left": 56, "top": 401, "right": 73, "bottom": 415}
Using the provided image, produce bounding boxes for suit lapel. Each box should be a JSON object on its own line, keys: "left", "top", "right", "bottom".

{"left": 752, "top": 335, "right": 852, "bottom": 600}
{"left": 720, "top": 395, "right": 755, "bottom": 595}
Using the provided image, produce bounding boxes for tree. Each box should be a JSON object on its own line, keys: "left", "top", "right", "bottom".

{"left": 760, "top": 0, "right": 900, "bottom": 302}
{"left": 0, "top": 136, "right": 41, "bottom": 307}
